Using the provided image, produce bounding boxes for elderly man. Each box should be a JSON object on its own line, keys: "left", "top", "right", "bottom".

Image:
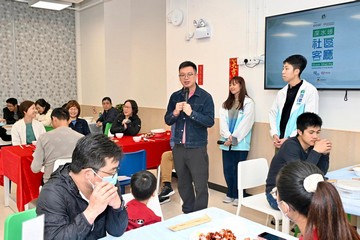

{"left": 36, "top": 134, "right": 128, "bottom": 239}
{"left": 31, "top": 107, "right": 83, "bottom": 183}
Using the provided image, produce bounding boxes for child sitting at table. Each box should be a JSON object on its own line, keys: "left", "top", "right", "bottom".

{"left": 126, "top": 170, "right": 161, "bottom": 231}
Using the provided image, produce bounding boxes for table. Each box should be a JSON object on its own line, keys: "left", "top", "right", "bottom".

{"left": 326, "top": 166, "right": 360, "bottom": 233}
{"left": 1, "top": 134, "right": 170, "bottom": 211}
{"left": 1, "top": 145, "right": 43, "bottom": 211}
{"left": 101, "top": 207, "right": 297, "bottom": 240}
{"left": 113, "top": 133, "right": 171, "bottom": 169}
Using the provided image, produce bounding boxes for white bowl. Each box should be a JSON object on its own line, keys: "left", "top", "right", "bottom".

{"left": 151, "top": 128, "right": 166, "bottom": 134}
{"left": 353, "top": 167, "right": 360, "bottom": 177}
{"left": 133, "top": 136, "right": 142, "bottom": 142}
{"left": 115, "top": 133, "right": 124, "bottom": 138}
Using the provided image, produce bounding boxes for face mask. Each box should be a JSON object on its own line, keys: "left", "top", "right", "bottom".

{"left": 102, "top": 172, "right": 118, "bottom": 185}
{"left": 91, "top": 169, "right": 118, "bottom": 186}
{"left": 88, "top": 179, "right": 96, "bottom": 190}
{"left": 278, "top": 201, "right": 293, "bottom": 222}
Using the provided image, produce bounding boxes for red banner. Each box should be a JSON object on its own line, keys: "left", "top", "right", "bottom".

{"left": 229, "top": 58, "right": 238, "bottom": 80}
{"left": 197, "top": 64, "right": 203, "bottom": 85}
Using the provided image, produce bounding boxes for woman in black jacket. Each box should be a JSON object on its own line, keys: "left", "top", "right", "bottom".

{"left": 110, "top": 99, "right": 141, "bottom": 136}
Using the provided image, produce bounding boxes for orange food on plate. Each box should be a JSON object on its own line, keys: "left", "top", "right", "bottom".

{"left": 198, "top": 229, "right": 236, "bottom": 240}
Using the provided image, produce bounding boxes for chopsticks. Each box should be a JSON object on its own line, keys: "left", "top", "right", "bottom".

{"left": 19, "top": 145, "right": 24, "bottom": 149}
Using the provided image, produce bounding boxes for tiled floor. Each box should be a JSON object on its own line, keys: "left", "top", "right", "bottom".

{"left": 0, "top": 177, "right": 273, "bottom": 238}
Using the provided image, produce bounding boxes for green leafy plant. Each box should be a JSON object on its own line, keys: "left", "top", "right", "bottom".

{"left": 115, "top": 103, "right": 124, "bottom": 113}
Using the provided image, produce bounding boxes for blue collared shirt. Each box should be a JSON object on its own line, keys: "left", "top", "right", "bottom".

{"left": 164, "top": 84, "right": 214, "bottom": 148}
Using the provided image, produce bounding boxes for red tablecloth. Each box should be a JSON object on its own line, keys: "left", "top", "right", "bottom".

{"left": 114, "top": 132, "right": 171, "bottom": 169}
{"left": 0, "top": 134, "right": 171, "bottom": 211}
{"left": 1, "top": 145, "right": 43, "bottom": 211}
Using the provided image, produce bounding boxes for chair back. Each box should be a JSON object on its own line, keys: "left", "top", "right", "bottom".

{"left": 238, "top": 158, "right": 269, "bottom": 198}
{"left": 122, "top": 192, "right": 163, "bottom": 221}
{"left": 104, "top": 123, "right": 112, "bottom": 136}
{"left": 53, "top": 158, "right": 72, "bottom": 172}
{"left": 4, "top": 208, "right": 37, "bottom": 240}
{"left": 118, "top": 150, "right": 146, "bottom": 177}
{"left": 45, "top": 126, "right": 54, "bottom": 132}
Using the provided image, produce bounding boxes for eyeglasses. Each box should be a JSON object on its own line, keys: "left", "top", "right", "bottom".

{"left": 92, "top": 168, "right": 117, "bottom": 178}
{"left": 178, "top": 72, "right": 195, "bottom": 79}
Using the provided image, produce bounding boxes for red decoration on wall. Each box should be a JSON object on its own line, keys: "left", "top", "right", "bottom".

{"left": 197, "top": 64, "right": 204, "bottom": 85}
{"left": 229, "top": 58, "right": 238, "bottom": 80}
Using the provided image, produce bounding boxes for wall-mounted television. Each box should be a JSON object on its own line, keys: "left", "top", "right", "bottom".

{"left": 265, "top": 1, "right": 360, "bottom": 90}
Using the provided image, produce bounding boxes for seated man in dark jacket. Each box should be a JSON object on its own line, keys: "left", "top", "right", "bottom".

{"left": 0, "top": 126, "right": 11, "bottom": 142}
{"left": 265, "top": 112, "right": 332, "bottom": 210}
{"left": 36, "top": 134, "right": 128, "bottom": 239}
{"left": 2, "top": 97, "right": 19, "bottom": 124}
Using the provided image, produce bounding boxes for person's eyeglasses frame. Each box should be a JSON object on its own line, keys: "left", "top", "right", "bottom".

{"left": 178, "top": 72, "right": 195, "bottom": 79}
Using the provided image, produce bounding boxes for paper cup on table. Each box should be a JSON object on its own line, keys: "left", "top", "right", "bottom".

{"left": 115, "top": 133, "right": 124, "bottom": 138}
{"left": 133, "top": 136, "right": 142, "bottom": 142}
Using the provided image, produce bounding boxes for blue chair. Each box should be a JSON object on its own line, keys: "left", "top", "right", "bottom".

{"left": 118, "top": 150, "right": 146, "bottom": 193}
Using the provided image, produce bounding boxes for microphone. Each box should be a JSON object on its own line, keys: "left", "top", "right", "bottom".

{"left": 184, "top": 88, "right": 189, "bottom": 103}
{"left": 217, "top": 140, "right": 225, "bottom": 145}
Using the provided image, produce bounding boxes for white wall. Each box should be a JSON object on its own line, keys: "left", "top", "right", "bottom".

{"left": 77, "top": 0, "right": 166, "bottom": 108}
{"left": 166, "top": 0, "right": 360, "bottom": 132}
{"left": 77, "top": 0, "right": 360, "bottom": 132}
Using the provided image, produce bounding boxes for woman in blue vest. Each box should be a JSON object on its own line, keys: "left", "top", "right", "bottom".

{"left": 219, "top": 76, "right": 255, "bottom": 206}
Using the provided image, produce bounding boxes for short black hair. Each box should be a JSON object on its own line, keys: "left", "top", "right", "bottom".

{"left": 51, "top": 107, "right": 70, "bottom": 121}
{"left": 124, "top": 99, "right": 139, "bottom": 115}
{"left": 179, "top": 61, "right": 197, "bottom": 73}
{"left": 6, "top": 98, "right": 18, "bottom": 106}
{"left": 35, "top": 98, "right": 51, "bottom": 115}
{"left": 102, "top": 97, "right": 112, "bottom": 104}
{"left": 70, "top": 134, "right": 122, "bottom": 173}
{"left": 130, "top": 170, "right": 156, "bottom": 201}
{"left": 283, "top": 54, "right": 307, "bottom": 77}
{"left": 297, "top": 112, "right": 322, "bottom": 133}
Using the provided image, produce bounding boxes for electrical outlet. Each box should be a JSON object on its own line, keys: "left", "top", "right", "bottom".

{"left": 238, "top": 58, "right": 248, "bottom": 66}
{"left": 238, "top": 55, "right": 265, "bottom": 66}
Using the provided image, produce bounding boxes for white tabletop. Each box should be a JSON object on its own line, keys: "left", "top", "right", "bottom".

{"left": 101, "top": 207, "right": 297, "bottom": 240}
{"left": 326, "top": 166, "right": 360, "bottom": 216}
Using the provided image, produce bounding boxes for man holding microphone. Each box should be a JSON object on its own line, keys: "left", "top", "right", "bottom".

{"left": 164, "top": 61, "right": 214, "bottom": 213}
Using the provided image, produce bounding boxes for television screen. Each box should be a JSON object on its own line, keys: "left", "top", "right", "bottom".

{"left": 265, "top": 1, "right": 360, "bottom": 90}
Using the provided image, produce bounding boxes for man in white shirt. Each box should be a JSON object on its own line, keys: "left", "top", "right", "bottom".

{"left": 269, "top": 54, "right": 319, "bottom": 149}
{"left": 31, "top": 107, "right": 83, "bottom": 183}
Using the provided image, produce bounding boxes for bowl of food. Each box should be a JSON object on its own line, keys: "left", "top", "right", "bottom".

{"left": 133, "top": 136, "right": 142, "bottom": 142}
{"left": 151, "top": 128, "right": 166, "bottom": 137}
{"left": 115, "top": 133, "right": 124, "bottom": 139}
{"left": 353, "top": 167, "right": 360, "bottom": 177}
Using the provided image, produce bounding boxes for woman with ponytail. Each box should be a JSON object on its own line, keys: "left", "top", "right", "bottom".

{"left": 275, "top": 161, "right": 359, "bottom": 240}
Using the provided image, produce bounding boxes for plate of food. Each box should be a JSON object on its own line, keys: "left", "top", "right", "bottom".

{"left": 189, "top": 228, "right": 237, "bottom": 240}
{"left": 151, "top": 128, "right": 166, "bottom": 137}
